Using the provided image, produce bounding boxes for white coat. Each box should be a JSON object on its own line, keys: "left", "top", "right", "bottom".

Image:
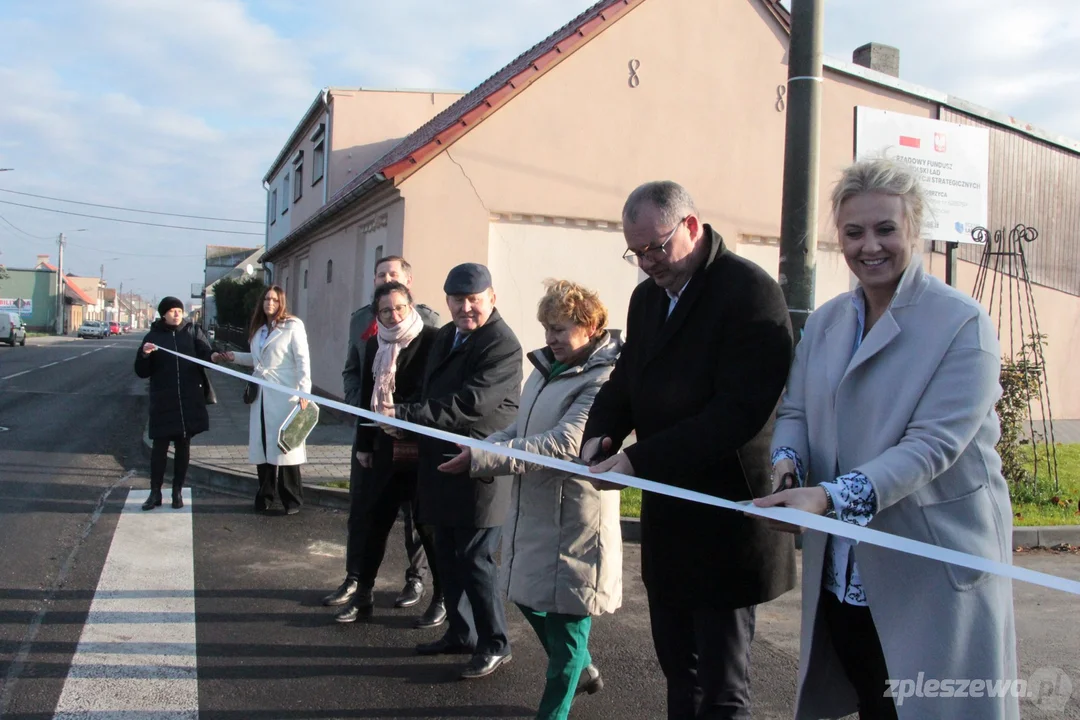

{"left": 772, "top": 261, "right": 1018, "bottom": 720}
{"left": 232, "top": 317, "right": 312, "bottom": 466}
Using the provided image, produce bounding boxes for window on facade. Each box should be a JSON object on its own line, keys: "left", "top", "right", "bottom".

{"left": 311, "top": 124, "right": 325, "bottom": 185}
{"left": 326, "top": 259, "right": 333, "bottom": 283}
{"left": 282, "top": 174, "right": 290, "bottom": 214}
{"left": 303, "top": 269, "right": 308, "bottom": 290}
{"left": 293, "top": 164, "right": 303, "bottom": 202}
{"left": 270, "top": 190, "right": 277, "bottom": 224}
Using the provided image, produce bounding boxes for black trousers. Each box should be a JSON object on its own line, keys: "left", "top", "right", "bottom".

{"left": 255, "top": 463, "right": 302, "bottom": 510}
{"left": 647, "top": 594, "right": 756, "bottom": 720}
{"left": 150, "top": 436, "right": 190, "bottom": 491}
{"left": 345, "top": 445, "right": 431, "bottom": 587}
{"left": 820, "top": 591, "right": 898, "bottom": 720}
{"left": 436, "top": 525, "right": 509, "bottom": 657}
{"left": 346, "top": 467, "right": 439, "bottom": 596}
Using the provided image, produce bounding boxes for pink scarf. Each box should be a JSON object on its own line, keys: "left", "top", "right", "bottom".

{"left": 371, "top": 308, "right": 424, "bottom": 412}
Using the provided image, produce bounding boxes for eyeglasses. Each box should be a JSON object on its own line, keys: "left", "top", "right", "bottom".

{"left": 377, "top": 304, "right": 411, "bottom": 320}
{"left": 622, "top": 216, "right": 689, "bottom": 267}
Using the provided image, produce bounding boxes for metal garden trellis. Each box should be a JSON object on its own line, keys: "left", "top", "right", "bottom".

{"left": 970, "top": 223, "right": 1060, "bottom": 491}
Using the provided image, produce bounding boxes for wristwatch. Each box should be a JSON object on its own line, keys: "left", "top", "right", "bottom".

{"left": 822, "top": 486, "right": 837, "bottom": 519}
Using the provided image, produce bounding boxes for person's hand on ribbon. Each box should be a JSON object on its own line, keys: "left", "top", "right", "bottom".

{"left": 583, "top": 436, "right": 630, "bottom": 491}
{"left": 210, "top": 350, "right": 235, "bottom": 363}
{"left": 437, "top": 445, "right": 471, "bottom": 474}
{"left": 141, "top": 342, "right": 157, "bottom": 356}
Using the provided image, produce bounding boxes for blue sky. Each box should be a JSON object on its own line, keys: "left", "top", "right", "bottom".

{"left": 0, "top": 0, "right": 1076, "bottom": 306}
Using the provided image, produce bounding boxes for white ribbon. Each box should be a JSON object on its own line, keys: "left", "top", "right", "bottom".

{"left": 172, "top": 348, "right": 1080, "bottom": 596}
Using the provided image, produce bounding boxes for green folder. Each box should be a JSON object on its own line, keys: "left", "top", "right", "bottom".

{"left": 277, "top": 401, "right": 319, "bottom": 454}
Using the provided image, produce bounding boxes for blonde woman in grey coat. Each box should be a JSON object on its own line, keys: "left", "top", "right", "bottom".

{"left": 439, "top": 280, "right": 622, "bottom": 720}
{"left": 755, "top": 157, "right": 1017, "bottom": 720}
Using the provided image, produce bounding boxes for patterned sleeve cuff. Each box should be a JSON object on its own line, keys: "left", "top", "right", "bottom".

{"left": 820, "top": 472, "right": 876, "bottom": 526}
{"left": 771, "top": 447, "right": 805, "bottom": 487}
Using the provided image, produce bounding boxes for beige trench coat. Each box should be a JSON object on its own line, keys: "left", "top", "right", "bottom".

{"left": 232, "top": 317, "right": 312, "bottom": 467}
{"left": 772, "top": 261, "right": 1017, "bottom": 720}
{"left": 471, "top": 332, "right": 623, "bottom": 616}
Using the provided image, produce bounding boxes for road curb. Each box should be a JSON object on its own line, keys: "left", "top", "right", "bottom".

{"left": 142, "top": 425, "right": 645, "bottom": 539}
{"left": 142, "top": 430, "right": 1075, "bottom": 548}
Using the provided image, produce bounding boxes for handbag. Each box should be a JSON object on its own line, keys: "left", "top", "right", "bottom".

{"left": 391, "top": 439, "right": 419, "bottom": 470}
{"left": 201, "top": 368, "right": 218, "bottom": 405}
{"left": 243, "top": 380, "right": 259, "bottom": 404}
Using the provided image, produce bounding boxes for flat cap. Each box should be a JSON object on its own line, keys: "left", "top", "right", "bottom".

{"left": 443, "top": 263, "right": 492, "bottom": 295}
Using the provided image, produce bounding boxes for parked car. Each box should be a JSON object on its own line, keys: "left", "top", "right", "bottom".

{"left": 108, "top": 321, "right": 121, "bottom": 335}
{"left": 77, "top": 320, "right": 109, "bottom": 339}
{"left": 2, "top": 312, "right": 27, "bottom": 347}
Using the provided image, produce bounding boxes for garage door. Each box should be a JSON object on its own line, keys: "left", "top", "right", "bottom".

{"left": 486, "top": 218, "right": 643, "bottom": 364}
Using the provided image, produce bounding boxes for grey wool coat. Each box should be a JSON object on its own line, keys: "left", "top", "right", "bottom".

{"left": 471, "top": 332, "right": 624, "bottom": 617}
{"left": 772, "top": 261, "right": 1018, "bottom": 720}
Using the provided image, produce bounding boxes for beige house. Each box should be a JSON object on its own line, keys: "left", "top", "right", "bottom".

{"left": 261, "top": 0, "right": 1080, "bottom": 418}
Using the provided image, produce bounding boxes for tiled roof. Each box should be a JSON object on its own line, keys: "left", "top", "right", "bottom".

{"left": 263, "top": 0, "right": 645, "bottom": 262}
{"left": 38, "top": 262, "right": 97, "bottom": 305}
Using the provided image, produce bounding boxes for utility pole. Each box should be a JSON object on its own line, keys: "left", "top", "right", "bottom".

{"left": 777, "top": 0, "right": 824, "bottom": 346}
{"left": 55, "top": 233, "right": 66, "bottom": 335}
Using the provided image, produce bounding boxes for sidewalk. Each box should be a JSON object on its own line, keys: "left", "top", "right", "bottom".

{"left": 189, "top": 369, "right": 354, "bottom": 487}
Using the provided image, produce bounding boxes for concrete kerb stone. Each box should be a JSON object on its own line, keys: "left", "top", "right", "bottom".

{"left": 143, "top": 425, "right": 1079, "bottom": 548}
{"left": 140, "top": 426, "right": 351, "bottom": 511}
{"left": 141, "top": 424, "right": 643, "bottom": 538}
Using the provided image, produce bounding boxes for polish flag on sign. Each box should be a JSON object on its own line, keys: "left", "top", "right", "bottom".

{"left": 899, "top": 135, "right": 921, "bottom": 148}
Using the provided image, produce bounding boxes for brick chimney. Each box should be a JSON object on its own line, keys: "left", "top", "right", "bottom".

{"left": 853, "top": 43, "right": 900, "bottom": 78}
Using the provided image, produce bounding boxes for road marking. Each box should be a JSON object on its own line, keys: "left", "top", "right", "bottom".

{"left": 0, "top": 370, "right": 32, "bottom": 380}
{"left": 81, "top": 352, "right": 93, "bottom": 356}
{"left": 40, "top": 362, "right": 59, "bottom": 368}
{"left": 52, "top": 488, "right": 198, "bottom": 719}
{"left": 308, "top": 540, "right": 346, "bottom": 558}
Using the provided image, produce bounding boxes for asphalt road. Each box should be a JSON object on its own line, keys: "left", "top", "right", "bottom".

{"left": 0, "top": 334, "right": 1077, "bottom": 719}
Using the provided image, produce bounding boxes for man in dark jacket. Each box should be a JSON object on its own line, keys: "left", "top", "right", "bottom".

{"left": 324, "top": 256, "right": 444, "bottom": 621}
{"left": 582, "top": 182, "right": 795, "bottom": 720}
{"left": 386, "top": 263, "right": 522, "bottom": 680}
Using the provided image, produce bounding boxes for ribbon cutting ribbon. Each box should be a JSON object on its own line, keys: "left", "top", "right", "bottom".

{"left": 167, "top": 347, "right": 1080, "bottom": 597}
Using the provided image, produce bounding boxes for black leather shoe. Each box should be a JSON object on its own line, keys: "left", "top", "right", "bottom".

{"left": 460, "top": 652, "right": 512, "bottom": 679}
{"left": 322, "top": 579, "right": 358, "bottom": 607}
{"left": 413, "top": 597, "right": 447, "bottom": 628}
{"left": 335, "top": 601, "right": 373, "bottom": 623}
{"left": 575, "top": 664, "right": 603, "bottom": 695}
{"left": 141, "top": 491, "right": 162, "bottom": 511}
{"left": 395, "top": 579, "right": 424, "bottom": 608}
{"left": 171, "top": 491, "right": 184, "bottom": 509}
{"left": 416, "top": 636, "right": 474, "bottom": 656}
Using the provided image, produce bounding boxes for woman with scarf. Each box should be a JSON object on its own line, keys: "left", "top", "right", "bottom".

{"left": 333, "top": 281, "right": 441, "bottom": 623}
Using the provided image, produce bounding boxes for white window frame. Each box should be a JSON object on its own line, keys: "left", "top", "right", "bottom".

{"left": 292, "top": 150, "right": 303, "bottom": 203}
{"left": 310, "top": 124, "right": 325, "bottom": 186}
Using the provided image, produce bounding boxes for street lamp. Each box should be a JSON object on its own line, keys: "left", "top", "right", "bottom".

{"left": 0, "top": 168, "right": 13, "bottom": 172}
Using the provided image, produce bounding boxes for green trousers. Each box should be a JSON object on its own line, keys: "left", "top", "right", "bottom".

{"left": 517, "top": 604, "right": 593, "bottom": 720}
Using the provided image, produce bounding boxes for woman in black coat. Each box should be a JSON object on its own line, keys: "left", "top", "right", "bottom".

{"left": 330, "top": 282, "right": 441, "bottom": 624}
{"left": 134, "top": 297, "right": 229, "bottom": 511}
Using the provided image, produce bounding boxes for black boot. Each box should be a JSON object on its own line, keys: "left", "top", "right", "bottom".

{"left": 171, "top": 480, "right": 184, "bottom": 509}
{"left": 414, "top": 596, "right": 447, "bottom": 629}
{"left": 142, "top": 487, "right": 163, "bottom": 511}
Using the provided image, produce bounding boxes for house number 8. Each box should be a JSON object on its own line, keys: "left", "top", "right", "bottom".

{"left": 628, "top": 59, "right": 640, "bottom": 88}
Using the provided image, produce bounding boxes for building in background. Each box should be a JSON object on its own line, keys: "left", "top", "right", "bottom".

{"left": 31, "top": 258, "right": 96, "bottom": 333}
{"left": 259, "top": 0, "right": 1080, "bottom": 416}
{"left": 200, "top": 246, "right": 266, "bottom": 329}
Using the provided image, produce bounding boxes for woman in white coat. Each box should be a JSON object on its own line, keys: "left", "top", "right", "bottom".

{"left": 231, "top": 285, "right": 313, "bottom": 515}
{"left": 440, "top": 280, "right": 623, "bottom": 720}
{"left": 754, "top": 157, "right": 1017, "bottom": 719}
